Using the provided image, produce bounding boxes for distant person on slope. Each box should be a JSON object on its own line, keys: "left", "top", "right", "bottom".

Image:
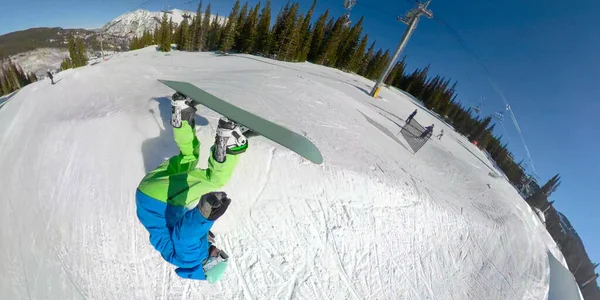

{"left": 406, "top": 109, "right": 417, "bottom": 124}
{"left": 436, "top": 129, "right": 444, "bottom": 140}
{"left": 420, "top": 124, "right": 434, "bottom": 139}
{"left": 46, "top": 69, "right": 54, "bottom": 85}
{"left": 136, "top": 92, "right": 248, "bottom": 282}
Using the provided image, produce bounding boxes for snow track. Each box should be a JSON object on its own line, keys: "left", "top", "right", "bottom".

{"left": 0, "top": 48, "right": 558, "bottom": 299}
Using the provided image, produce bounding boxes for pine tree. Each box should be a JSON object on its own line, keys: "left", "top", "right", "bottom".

{"left": 6, "top": 62, "right": 20, "bottom": 89}
{"left": 469, "top": 116, "right": 492, "bottom": 142}
{"left": 0, "top": 65, "right": 9, "bottom": 93}
{"left": 374, "top": 49, "right": 390, "bottom": 79}
{"left": 67, "top": 35, "right": 77, "bottom": 67}
{"left": 28, "top": 72, "right": 37, "bottom": 83}
{"left": 174, "top": 23, "right": 182, "bottom": 49}
{"left": 62, "top": 35, "right": 87, "bottom": 68}
{"left": 158, "top": 13, "right": 171, "bottom": 52}
{"left": 233, "top": 2, "right": 249, "bottom": 52}
{"left": 176, "top": 18, "right": 190, "bottom": 50}
{"left": 336, "top": 16, "right": 364, "bottom": 70}
{"left": 0, "top": 61, "right": 33, "bottom": 93}
{"left": 526, "top": 174, "right": 561, "bottom": 207}
{"left": 296, "top": 0, "right": 317, "bottom": 62}
{"left": 60, "top": 57, "right": 72, "bottom": 70}
{"left": 318, "top": 16, "right": 345, "bottom": 65}
{"left": 307, "top": 9, "right": 329, "bottom": 62}
{"left": 276, "top": 3, "right": 301, "bottom": 61}
{"left": 269, "top": 1, "right": 291, "bottom": 57}
{"left": 220, "top": 0, "right": 241, "bottom": 52}
{"left": 385, "top": 59, "right": 404, "bottom": 85}
{"left": 188, "top": 16, "right": 197, "bottom": 50}
{"left": 349, "top": 34, "right": 368, "bottom": 72}
{"left": 16, "top": 63, "right": 28, "bottom": 87}
{"left": 358, "top": 40, "right": 375, "bottom": 75}
{"left": 141, "top": 31, "right": 147, "bottom": 47}
{"left": 142, "top": 30, "right": 150, "bottom": 47}
{"left": 254, "top": 0, "right": 271, "bottom": 55}
{"left": 365, "top": 49, "right": 382, "bottom": 79}
{"left": 75, "top": 37, "right": 88, "bottom": 67}
{"left": 154, "top": 24, "right": 161, "bottom": 44}
{"left": 192, "top": 1, "right": 203, "bottom": 51}
{"left": 207, "top": 13, "right": 221, "bottom": 50}
{"left": 129, "top": 36, "right": 139, "bottom": 50}
{"left": 240, "top": 2, "right": 260, "bottom": 53}
{"left": 200, "top": 3, "right": 212, "bottom": 51}
{"left": 183, "top": 19, "right": 194, "bottom": 51}
{"left": 0, "top": 71, "right": 9, "bottom": 95}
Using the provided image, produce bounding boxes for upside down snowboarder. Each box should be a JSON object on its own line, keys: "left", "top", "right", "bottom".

{"left": 135, "top": 92, "right": 249, "bottom": 282}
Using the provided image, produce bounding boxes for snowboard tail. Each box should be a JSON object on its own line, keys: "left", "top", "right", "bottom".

{"left": 158, "top": 79, "right": 323, "bottom": 164}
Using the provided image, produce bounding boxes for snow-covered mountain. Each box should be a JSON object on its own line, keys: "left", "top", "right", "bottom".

{"left": 102, "top": 8, "right": 225, "bottom": 37}
{"left": 0, "top": 47, "right": 575, "bottom": 299}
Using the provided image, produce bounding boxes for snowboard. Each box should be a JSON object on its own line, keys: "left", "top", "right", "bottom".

{"left": 158, "top": 79, "right": 323, "bottom": 164}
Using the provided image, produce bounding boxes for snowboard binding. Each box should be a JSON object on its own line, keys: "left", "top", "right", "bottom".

{"left": 171, "top": 92, "right": 197, "bottom": 128}
{"left": 213, "top": 117, "right": 248, "bottom": 162}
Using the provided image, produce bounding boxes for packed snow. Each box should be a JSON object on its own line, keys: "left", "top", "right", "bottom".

{"left": 0, "top": 47, "right": 568, "bottom": 299}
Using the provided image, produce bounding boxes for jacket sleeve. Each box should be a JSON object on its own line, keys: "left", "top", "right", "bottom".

{"left": 170, "top": 208, "right": 214, "bottom": 268}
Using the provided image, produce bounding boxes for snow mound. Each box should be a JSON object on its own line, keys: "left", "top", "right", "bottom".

{"left": 0, "top": 47, "right": 556, "bottom": 299}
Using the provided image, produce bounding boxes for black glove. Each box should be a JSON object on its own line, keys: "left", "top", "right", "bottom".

{"left": 198, "top": 192, "right": 231, "bottom": 221}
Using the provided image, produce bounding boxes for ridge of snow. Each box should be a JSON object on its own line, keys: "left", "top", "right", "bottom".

{"left": 102, "top": 8, "right": 226, "bottom": 38}
{"left": 0, "top": 47, "right": 567, "bottom": 299}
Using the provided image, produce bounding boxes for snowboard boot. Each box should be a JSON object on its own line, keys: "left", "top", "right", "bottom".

{"left": 171, "top": 92, "right": 197, "bottom": 128}
{"left": 212, "top": 117, "right": 248, "bottom": 163}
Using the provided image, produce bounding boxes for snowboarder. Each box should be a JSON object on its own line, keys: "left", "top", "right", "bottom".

{"left": 420, "top": 124, "right": 434, "bottom": 139}
{"left": 47, "top": 69, "right": 54, "bottom": 85}
{"left": 135, "top": 92, "right": 248, "bottom": 282}
{"left": 406, "top": 109, "right": 417, "bottom": 124}
{"left": 436, "top": 129, "right": 444, "bottom": 140}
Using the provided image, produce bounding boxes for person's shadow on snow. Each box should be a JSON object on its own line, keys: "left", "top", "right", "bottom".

{"left": 141, "top": 96, "right": 209, "bottom": 173}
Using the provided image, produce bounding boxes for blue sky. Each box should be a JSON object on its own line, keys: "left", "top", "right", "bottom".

{"left": 1, "top": 0, "right": 598, "bottom": 267}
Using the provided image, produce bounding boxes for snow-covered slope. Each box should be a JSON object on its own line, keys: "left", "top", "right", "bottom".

{"left": 9, "top": 48, "right": 68, "bottom": 75}
{"left": 0, "top": 47, "right": 564, "bottom": 299}
{"left": 102, "top": 9, "right": 225, "bottom": 37}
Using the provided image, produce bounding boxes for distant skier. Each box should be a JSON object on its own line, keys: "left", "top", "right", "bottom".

{"left": 46, "top": 69, "right": 54, "bottom": 85}
{"left": 136, "top": 92, "right": 248, "bottom": 282}
{"left": 406, "top": 109, "right": 417, "bottom": 124}
{"left": 420, "top": 124, "right": 434, "bottom": 139}
{"left": 436, "top": 129, "right": 444, "bottom": 140}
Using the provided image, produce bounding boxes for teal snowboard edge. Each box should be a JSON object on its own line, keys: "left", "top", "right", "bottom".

{"left": 158, "top": 79, "right": 323, "bottom": 164}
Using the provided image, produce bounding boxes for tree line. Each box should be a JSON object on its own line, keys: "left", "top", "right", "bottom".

{"left": 0, "top": 60, "right": 37, "bottom": 96}
{"left": 525, "top": 175, "right": 600, "bottom": 298}
{"left": 61, "top": 35, "right": 88, "bottom": 70}
{"left": 129, "top": 0, "right": 546, "bottom": 191}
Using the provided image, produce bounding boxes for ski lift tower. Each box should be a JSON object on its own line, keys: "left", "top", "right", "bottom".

{"left": 370, "top": 1, "right": 433, "bottom": 98}
{"left": 343, "top": 0, "right": 357, "bottom": 27}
